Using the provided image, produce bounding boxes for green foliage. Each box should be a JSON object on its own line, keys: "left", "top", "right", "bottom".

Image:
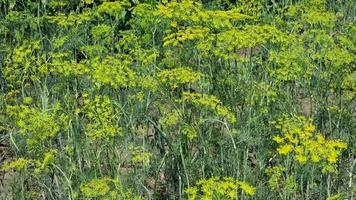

{"left": 0, "top": 0, "right": 354, "bottom": 199}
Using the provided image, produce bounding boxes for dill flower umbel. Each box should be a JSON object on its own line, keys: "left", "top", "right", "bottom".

{"left": 83, "top": 95, "right": 122, "bottom": 141}
{"left": 272, "top": 116, "right": 347, "bottom": 173}
{"left": 181, "top": 92, "right": 236, "bottom": 123}
{"left": 1, "top": 158, "right": 33, "bottom": 171}
{"left": 185, "top": 176, "right": 255, "bottom": 199}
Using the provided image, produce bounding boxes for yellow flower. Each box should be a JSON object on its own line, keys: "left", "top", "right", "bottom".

{"left": 327, "top": 151, "right": 338, "bottom": 164}
{"left": 304, "top": 124, "right": 315, "bottom": 132}
{"left": 1, "top": 158, "right": 33, "bottom": 171}
{"left": 187, "top": 176, "right": 255, "bottom": 199}
{"left": 185, "top": 187, "right": 197, "bottom": 200}
{"left": 311, "top": 154, "right": 321, "bottom": 163}
{"left": 316, "top": 134, "right": 325, "bottom": 144}
{"left": 237, "top": 181, "right": 256, "bottom": 196}
{"left": 277, "top": 144, "right": 294, "bottom": 155}
{"left": 273, "top": 135, "right": 284, "bottom": 143}
{"left": 296, "top": 154, "right": 307, "bottom": 164}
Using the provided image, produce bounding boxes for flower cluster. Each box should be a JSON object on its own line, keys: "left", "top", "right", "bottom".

{"left": 1, "top": 158, "right": 33, "bottom": 171}
{"left": 83, "top": 95, "right": 122, "bottom": 141}
{"left": 80, "top": 177, "right": 141, "bottom": 200}
{"left": 272, "top": 116, "right": 347, "bottom": 173}
{"left": 80, "top": 178, "right": 122, "bottom": 199}
{"left": 49, "top": 52, "right": 90, "bottom": 77}
{"left": 4, "top": 41, "right": 43, "bottom": 87}
{"left": 129, "top": 146, "right": 153, "bottom": 167}
{"left": 163, "top": 26, "right": 210, "bottom": 47}
{"left": 2, "top": 149, "right": 58, "bottom": 175}
{"left": 157, "top": 67, "right": 202, "bottom": 89}
{"left": 6, "top": 104, "right": 68, "bottom": 148}
{"left": 182, "top": 92, "right": 236, "bottom": 123}
{"left": 185, "top": 176, "right": 255, "bottom": 200}
{"left": 91, "top": 56, "right": 137, "bottom": 88}
{"left": 97, "top": 0, "right": 131, "bottom": 16}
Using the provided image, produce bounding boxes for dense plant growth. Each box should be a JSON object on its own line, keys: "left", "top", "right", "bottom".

{"left": 0, "top": 0, "right": 355, "bottom": 199}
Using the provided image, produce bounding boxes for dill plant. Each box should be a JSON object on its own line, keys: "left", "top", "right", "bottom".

{"left": 0, "top": 0, "right": 354, "bottom": 199}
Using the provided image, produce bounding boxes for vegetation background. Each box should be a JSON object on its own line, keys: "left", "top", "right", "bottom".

{"left": 0, "top": 0, "right": 355, "bottom": 199}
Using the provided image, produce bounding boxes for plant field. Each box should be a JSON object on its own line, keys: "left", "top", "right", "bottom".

{"left": 0, "top": 0, "right": 355, "bottom": 199}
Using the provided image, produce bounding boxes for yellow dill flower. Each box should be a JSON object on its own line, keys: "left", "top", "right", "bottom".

{"left": 160, "top": 109, "right": 180, "bottom": 127}
{"left": 273, "top": 135, "right": 284, "bottom": 143}
{"left": 157, "top": 67, "right": 202, "bottom": 89}
{"left": 295, "top": 154, "right": 307, "bottom": 164}
{"left": 277, "top": 144, "right": 294, "bottom": 155}
{"left": 84, "top": 95, "right": 122, "bottom": 140}
{"left": 295, "top": 145, "right": 304, "bottom": 154}
{"left": 284, "top": 132, "right": 294, "bottom": 142}
{"left": 311, "top": 154, "right": 321, "bottom": 163}
{"left": 304, "top": 124, "right": 316, "bottom": 133}
{"left": 237, "top": 181, "right": 256, "bottom": 196}
{"left": 327, "top": 151, "right": 338, "bottom": 164}
{"left": 272, "top": 116, "right": 347, "bottom": 173}
{"left": 316, "top": 134, "right": 325, "bottom": 144}
{"left": 332, "top": 140, "right": 347, "bottom": 149}
{"left": 326, "top": 193, "right": 342, "bottom": 200}
{"left": 181, "top": 92, "right": 236, "bottom": 123}
{"left": 322, "top": 165, "right": 336, "bottom": 174}
{"left": 187, "top": 176, "right": 255, "bottom": 199}
{"left": 6, "top": 104, "right": 68, "bottom": 148}
{"left": 181, "top": 124, "right": 198, "bottom": 140}
{"left": 34, "top": 149, "right": 58, "bottom": 174}
{"left": 265, "top": 165, "right": 286, "bottom": 191}
{"left": 80, "top": 178, "right": 122, "bottom": 199}
{"left": 185, "top": 187, "right": 197, "bottom": 200}
{"left": 1, "top": 158, "right": 33, "bottom": 171}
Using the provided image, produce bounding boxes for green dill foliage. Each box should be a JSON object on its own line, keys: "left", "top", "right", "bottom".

{"left": 0, "top": 0, "right": 354, "bottom": 199}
